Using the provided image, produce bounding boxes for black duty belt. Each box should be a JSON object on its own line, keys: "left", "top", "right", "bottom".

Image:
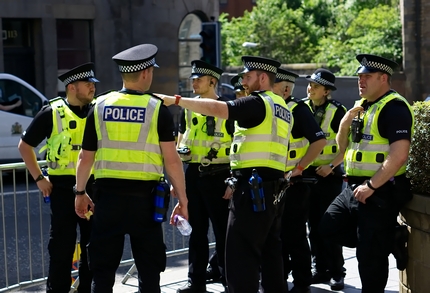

{"left": 198, "top": 164, "right": 230, "bottom": 177}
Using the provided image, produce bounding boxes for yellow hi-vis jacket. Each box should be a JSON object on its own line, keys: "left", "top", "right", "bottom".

{"left": 305, "top": 99, "right": 346, "bottom": 166}
{"left": 285, "top": 97, "right": 310, "bottom": 171}
{"left": 93, "top": 91, "right": 164, "bottom": 181}
{"left": 345, "top": 92, "right": 414, "bottom": 177}
{"left": 41, "top": 98, "right": 90, "bottom": 175}
{"left": 179, "top": 101, "right": 232, "bottom": 164}
{"left": 230, "top": 91, "right": 292, "bottom": 172}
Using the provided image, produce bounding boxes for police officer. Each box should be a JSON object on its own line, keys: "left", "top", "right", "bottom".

{"left": 18, "top": 63, "right": 99, "bottom": 293}
{"left": 157, "top": 55, "right": 292, "bottom": 293}
{"left": 273, "top": 68, "right": 326, "bottom": 293}
{"left": 73, "top": 44, "right": 188, "bottom": 293}
{"left": 302, "top": 68, "right": 347, "bottom": 290}
{"left": 230, "top": 74, "right": 246, "bottom": 98}
{"left": 320, "top": 54, "right": 413, "bottom": 293}
{"left": 176, "top": 60, "right": 233, "bottom": 293}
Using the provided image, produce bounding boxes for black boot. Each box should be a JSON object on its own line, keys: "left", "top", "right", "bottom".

{"left": 392, "top": 225, "right": 409, "bottom": 271}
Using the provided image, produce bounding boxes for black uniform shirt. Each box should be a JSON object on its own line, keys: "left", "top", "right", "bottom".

{"left": 81, "top": 93, "right": 175, "bottom": 188}
{"left": 362, "top": 90, "right": 412, "bottom": 143}
{"left": 226, "top": 93, "right": 284, "bottom": 180}
{"left": 286, "top": 97, "right": 325, "bottom": 143}
{"left": 21, "top": 100, "right": 93, "bottom": 186}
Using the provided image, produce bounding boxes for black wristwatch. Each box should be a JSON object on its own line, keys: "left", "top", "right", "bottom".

{"left": 73, "top": 185, "right": 86, "bottom": 195}
{"left": 35, "top": 174, "right": 45, "bottom": 182}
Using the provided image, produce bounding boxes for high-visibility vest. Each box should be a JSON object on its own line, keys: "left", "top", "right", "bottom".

{"left": 179, "top": 101, "right": 232, "bottom": 164}
{"left": 93, "top": 91, "right": 164, "bottom": 181}
{"left": 230, "top": 91, "right": 292, "bottom": 172}
{"left": 285, "top": 97, "right": 310, "bottom": 171}
{"left": 41, "top": 98, "right": 90, "bottom": 175}
{"left": 345, "top": 92, "right": 414, "bottom": 177}
{"left": 305, "top": 99, "right": 346, "bottom": 166}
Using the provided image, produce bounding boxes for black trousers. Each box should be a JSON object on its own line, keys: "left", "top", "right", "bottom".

{"left": 185, "top": 165, "right": 230, "bottom": 286}
{"left": 88, "top": 185, "right": 166, "bottom": 293}
{"left": 319, "top": 175, "right": 412, "bottom": 292}
{"left": 46, "top": 177, "right": 93, "bottom": 293}
{"left": 280, "top": 181, "right": 312, "bottom": 287}
{"left": 305, "top": 167, "right": 344, "bottom": 277}
{"left": 225, "top": 179, "right": 287, "bottom": 293}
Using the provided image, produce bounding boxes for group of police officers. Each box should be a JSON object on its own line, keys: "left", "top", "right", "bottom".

{"left": 18, "top": 41, "right": 413, "bottom": 293}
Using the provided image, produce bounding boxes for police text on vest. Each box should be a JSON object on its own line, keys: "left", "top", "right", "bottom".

{"left": 103, "top": 106, "right": 146, "bottom": 122}
{"left": 274, "top": 104, "right": 291, "bottom": 123}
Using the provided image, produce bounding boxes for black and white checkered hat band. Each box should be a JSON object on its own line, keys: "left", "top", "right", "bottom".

{"left": 234, "top": 81, "right": 242, "bottom": 87}
{"left": 244, "top": 61, "right": 277, "bottom": 74}
{"left": 360, "top": 60, "right": 393, "bottom": 75}
{"left": 276, "top": 73, "right": 296, "bottom": 83}
{"left": 192, "top": 67, "right": 221, "bottom": 80}
{"left": 310, "top": 73, "right": 335, "bottom": 87}
{"left": 118, "top": 57, "right": 156, "bottom": 73}
{"left": 63, "top": 71, "right": 95, "bottom": 85}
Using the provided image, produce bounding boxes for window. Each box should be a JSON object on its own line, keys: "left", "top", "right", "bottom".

{"left": 0, "top": 79, "right": 44, "bottom": 117}
{"left": 56, "top": 20, "right": 93, "bottom": 94}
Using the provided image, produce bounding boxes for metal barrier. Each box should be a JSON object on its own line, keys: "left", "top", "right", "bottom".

{"left": 0, "top": 161, "right": 214, "bottom": 292}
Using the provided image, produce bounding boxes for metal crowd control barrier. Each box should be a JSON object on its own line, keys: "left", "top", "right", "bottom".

{"left": 0, "top": 161, "right": 215, "bottom": 292}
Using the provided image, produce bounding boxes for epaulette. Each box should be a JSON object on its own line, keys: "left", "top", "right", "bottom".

{"left": 95, "top": 89, "right": 116, "bottom": 99}
{"left": 48, "top": 96, "right": 66, "bottom": 105}
{"left": 147, "top": 93, "right": 164, "bottom": 102}
{"left": 328, "top": 99, "right": 343, "bottom": 108}
{"left": 301, "top": 97, "right": 310, "bottom": 102}
{"left": 289, "top": 96, "right": 305, "bottom": 104}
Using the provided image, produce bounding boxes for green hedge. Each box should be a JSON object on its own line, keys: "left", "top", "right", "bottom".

{"left": 406, "top": 101, "right": 430, "bottom": 195}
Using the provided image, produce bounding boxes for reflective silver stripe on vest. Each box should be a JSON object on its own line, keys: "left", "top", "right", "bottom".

{"left": 230, "top": 152, "right": 286, "bottom": 163}
{"left": 289, "top": 139, "right": 308, "bottom": 149}
{"left": 48, "top": 161, "right": 75, "bottom": 169}
{"left": 231, "top": 93, "right": 289, "bottom": 162}
{"left": 347, "top": 141, "right": 390, "bottom": 152}
{"left": 94, "top": 97, "right": 162, "bottom": 172}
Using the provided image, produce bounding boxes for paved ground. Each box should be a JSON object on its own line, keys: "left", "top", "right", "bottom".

{"left": 112, "top": 247, "right": 400, "bottom": 293}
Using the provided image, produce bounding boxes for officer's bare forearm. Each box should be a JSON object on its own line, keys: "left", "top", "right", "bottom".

{"left": 330, "top": 151, "right": 346, "bottom": 168}
{"left": 336, "top": 127, "right": 350, "bottom": 154}
{"left": 160, "top": 141, "right": 187, "bottom": 206}
{"left": 178, "top": 98, "right": 229, "bottom": 120}
{"left": 165, "top": 157, "right": 187, "bottom": 206}
{"left": 369, "top": 139, "right": 410, "bottom": 188}
{"left": 299, "top": 139, "right": 326, "bottom": 168}
{"left": 18, "top": 140, "right": 43, "bottom": 179}
{"left": 76, "top": 150, "right": 95, "bottom": 191}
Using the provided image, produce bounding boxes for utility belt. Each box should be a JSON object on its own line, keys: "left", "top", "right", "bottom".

{"left": 225, "top": 169, "right": 299, "bottom": 212}
{"left": 198, "top": 164, "right": 230, "bottom": 177}
{"left": 343, "top": 174, "right": 408, "bottom": 209}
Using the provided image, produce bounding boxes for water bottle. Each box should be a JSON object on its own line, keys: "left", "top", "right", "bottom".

{"left": 41, "top": 168, "right": 50, "bottom": 204}
{"left": 174, "top": 215, "right": 192, "bottom": 236}
{"left": 153, "top": 178, "right": 170, "bottom": 223}
{"left": 249, "top": 169, "right": 265, "bottom": 212}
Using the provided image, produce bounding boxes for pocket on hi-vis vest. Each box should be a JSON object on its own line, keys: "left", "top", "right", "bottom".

{"left": 103, "top": 106, "right": 146, "bottom": 122}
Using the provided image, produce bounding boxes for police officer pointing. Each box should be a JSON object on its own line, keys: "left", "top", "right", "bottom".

{"left": 157, "top": 56, "right": 292, "bottom": 293}
{"left": 74, "top": 44, "right": 188, "bottom": 293}
{"left": 18, "top": 63, "right": 99, "bottom": 293}
{"left": 176, "top": 60, "right": 233, "bottom": 293}
{"left": 320, "top": 54, "right": 413, "bottom": 293}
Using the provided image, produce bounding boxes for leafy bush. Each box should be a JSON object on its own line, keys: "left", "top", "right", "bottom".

{"left": 406, "top": 102, "right": 430, "bottom": 195}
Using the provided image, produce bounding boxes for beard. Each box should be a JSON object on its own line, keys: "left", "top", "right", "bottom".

{"left": 75, "top": 91, "right": 94, "bottom": 105}
{"left": 245, "top": 79, "right": 260, "bottom": 95}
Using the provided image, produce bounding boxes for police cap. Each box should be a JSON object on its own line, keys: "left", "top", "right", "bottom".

{"left": 356, "top": 54, "right": 398, "bottom": 76}
{"left": 276, "top": 68, "right": 299, "bottom": 84}
{"left": 58, "top": 63, "right": 99, "bottom": 87}
{"left": 112, "top": 44, "right": 159, "bottom": 73}
{"left": 306, "top": 68, "right": 337, "bottom": 91}
{"left": 240, "top": 56, "right": 280, "bottom": 75}
{"left": 230, "top": 75, "right": 244, "bottom": 92}
{"left": 189, "top": 60, "right": 223, "bottom": 80}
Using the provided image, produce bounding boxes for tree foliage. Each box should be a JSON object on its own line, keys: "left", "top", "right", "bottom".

{"left": 220, "top": 0, "right": 402, "bottom": 75}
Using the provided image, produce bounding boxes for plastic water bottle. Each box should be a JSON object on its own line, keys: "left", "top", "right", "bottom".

{"left": 41, "top": 168, "right": 50, "bottom": 204}
{"left": 174, "top": 215, "right": 192, "bottom": 236}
